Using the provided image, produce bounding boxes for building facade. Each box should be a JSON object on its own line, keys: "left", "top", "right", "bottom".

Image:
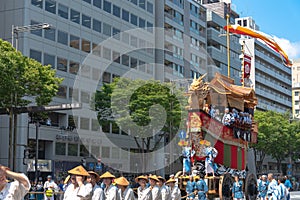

{"left": 292, "top": 60, "right": 300, "bottom": 118}
{"left": 0, "top": 0, "right": 161, "bottom": 179}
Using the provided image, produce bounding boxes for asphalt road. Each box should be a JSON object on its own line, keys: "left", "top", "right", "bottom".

{"left": 290, "top": 191, "right": 300, "bottom": 200}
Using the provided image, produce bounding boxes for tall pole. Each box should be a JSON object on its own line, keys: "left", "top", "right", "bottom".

{"left": 35, "top": 121, "right": 39, "bottom": 182}
{"left": 226, "top": 14, "right": 231, "bottom": 78}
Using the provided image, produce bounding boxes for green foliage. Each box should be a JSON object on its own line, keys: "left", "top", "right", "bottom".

{"left": 0, "top": 39, "right": 62, "bottom": 109}
{"left": 253, "top": 110, "right": 300, "bottom": 168}
{"left": 94, "top": 78, "right": 187, "bottom": 151}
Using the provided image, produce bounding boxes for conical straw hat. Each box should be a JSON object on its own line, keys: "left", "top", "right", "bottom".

{"left": 68, "top": 165, "right": 89, "bottom": 176}
{"left": 100, "top": 171, "right": 115, "bottom": 179}
{"left": 135, "top": 175, "right": 148, "bottom": 183}
{"left": 114, "top": 177, "right": 130, "bottom": 186}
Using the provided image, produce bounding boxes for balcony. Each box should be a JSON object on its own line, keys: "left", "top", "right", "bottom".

{"left": 255, "top": 76, "right": 292, "bottom": 96}
{"left": 166, "top": 0, "right": 184, "bottom": 9}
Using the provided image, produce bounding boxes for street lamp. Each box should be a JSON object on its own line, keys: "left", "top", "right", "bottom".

{"left": 11, "top": 23, "right": 51, "bottom": 50}
{"left": 9, "top": 22, "right": 51, "bottom": 175}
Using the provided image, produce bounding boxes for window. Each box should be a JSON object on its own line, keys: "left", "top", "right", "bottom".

{"left": 139, "top": 18, "right": 145, "bottom": 28}
{"left": 30, "top": 21, "right": 42, "bottom": 36}
{"left": 103, "top": 23, "right": 111, "bottom": 36}
{"left": 111, "top": 147, "right": 119, "bottom": 159}
{"left": 122, "top": 32, "right": 129, "bottom": 44}
{"left": 101, "top": 146, "right": 110, "bottom": 158}
{"left": 295, "top": 91, "right": 299, "bottom": 96}
{"left": 147, "top": 22, "right": 153, "bottom": 32}
{"left": 92, "top": 43, "right": 101, "bottom": 57}
{"left": 130, "top": 14, "right": 138, "bottom": 26}
{"left": 57, "top": 57, "right": 67, "bottom": 72}
{"left": 93, "top": 0, "right": 101, "bottom": 8}
{"left": 131, "top": 0, "right": 137, "bottom": 5}
{"left": 103, "top": 0, "right": 111, "bottom": 13}
{"left": 81, "top": 65, "right": 91, "bottom": 78}
{"left": 113, "top": 5, "right": 120, "bottom": 17}
{"left": 80, "top": 117, "right": 90, "bottom": 129}
{"left": 83, "top": 0, "right": 91, "bottom": 4}
{"left": 80, "top": 144, "right": 89, "bottom": 157}
{"left": 122, "top": 55, "right": 129, "bottom": 67}
{"left": 81, "top": 39, "right": 91, "bottom": 53}
{"left": 122, "top": 9, "right": 129, "bottom": 22}
{"left": 113, "top": 51, "right": 120, "bottom": 63}
{"left": 70, "top": 35, "right": 80, "bottom": 49}
{"left": 93, "top": 19, "right": 101, "bottom": 33}
{"left": 296, "top": 110, "right": 300, "bottom": 115}
{"left": 68, "top": 143, "right": 78, "bottom": 156}
{"left": 82, "top": 14, "right": 91, "bottom": 28}
{"left": 103, "top": 47, "right": 111, "bottom": 60}
{"left": 130, "top": 36, "right": 138, "bottom": 47}
{"left": 102, "top": 72, "right": 111, "bottom": 83}
{"left": 31, "top": 0, "right": 43, "bottom": 8}
{"left": 57, "top": 30, "right": 68, "bottom": 45}
{"left": 131, "top": 57, "right": 137, "bottom": 68}
{"left": 44, "top": 53, "right": 55, "bottom": 68}
{"left": 92, "top": 119, "right": 100, "bottom": 131}
{"left": 71, "top": 9, "right": 80, "bottom": 24}
{"left": 30, "top": 49, "right": 42, "bottom": 62}
{"left": 44, "top": 27, "right": 56, "bottom": 41}
{"left": 92, "top": 68, "right": 101, "bottom": 80}
{"left": 58, "top": 4, "right": 68, "bottom": 19}
{"left": 45, "top": 0, "right": 56, "bottom": 14}
{"left": 112, "top": 28, "right": 120, "bottom": 40}
{"left": 69, "top": 61, "right": 79, "bottom": 74}
{"left": 139, "top": 60, "right": 146, "bottom": 72}
{"left": 91, "top": 146, "right": 100, "bottom": 156}
{"left": 139, "top": 0, "right": 145, "bottom": 9}
{"left": 147, "top": 2, "right": 153, "bottom": 14}
{"left": 55, "top": 142, "right": 66, "bottom": 155}
{"left": 57, "top": 85, "right": 67, "bottom": 98}
{"left": 295, "top": 101, "right": 299, "bottom": 105}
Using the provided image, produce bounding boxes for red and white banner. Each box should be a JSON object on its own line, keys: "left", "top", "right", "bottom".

{"left": 244, "top": 54, "right": 251, "bottom": 78}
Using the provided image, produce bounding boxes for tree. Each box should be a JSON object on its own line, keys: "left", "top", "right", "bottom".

{"left": 0, "top": 39, "right": 63, "bottom": 169}
{"left": 94, "top": 78, "right": 187, "bottom": 172}
{"left": 253, "top": 110, "right": 300, "bottom": 173}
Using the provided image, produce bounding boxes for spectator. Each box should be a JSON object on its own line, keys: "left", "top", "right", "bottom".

{"left": 284, "top": 176, "right": 292, "bottom": 200}
{"left": 222, "top": 108, "right": 231, "bottom": 126}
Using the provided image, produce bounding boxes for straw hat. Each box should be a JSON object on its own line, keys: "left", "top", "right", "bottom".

{"left": 114, "top": 177, "right": 130, "bottom": 186}
{"left": 100, "top": 171, "right": 115, "bottom": 179}
{"left": 166, "top": 178, "right": 176, "bottom": 184}
{"left": 157, "top": 176, "right": 165, "bottom": 182}
{"left": 135, "top": 175, "right": 148, "bottom": 183}
{"left": 88, "top": 171, "right": 100, "bottom": 182}
{"left": 68, "top": 165, "right": 89, "bottom": 176}
{"left": 149, "top": 175, "right": 159, "bottom": 182}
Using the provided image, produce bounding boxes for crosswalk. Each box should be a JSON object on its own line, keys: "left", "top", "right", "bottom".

{"left": 290, "top": 191, "right": 300, "bottom": 200}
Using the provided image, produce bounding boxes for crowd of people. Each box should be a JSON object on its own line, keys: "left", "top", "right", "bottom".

{"left": 203, "top": 104, "right": 253, "bottom": 128}
{"left": 257, "top": 173, "right": 295, "bottom": 200}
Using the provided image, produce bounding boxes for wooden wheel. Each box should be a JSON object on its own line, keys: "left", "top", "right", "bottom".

{"left": 219, "top": 173, "right": 233, "bottom": 200}
{"left": 245, "top": 173, "right": 257, "bottom": 200}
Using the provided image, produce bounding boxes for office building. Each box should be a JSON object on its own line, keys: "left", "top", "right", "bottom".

{"left": 292, "top": 60, "right": 300, "bottom": 118}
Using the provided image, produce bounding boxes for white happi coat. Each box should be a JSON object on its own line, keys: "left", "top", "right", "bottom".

{"left": 92, "top": 184, "right": 104, "bottom": 200}
{"left": 0, "top": 174, "right": 30, "bottom": 200}
{"left": 137, "top": 186, "right": 152, "bottom": 200}
{"left": 104, "top": 184, "right": 118, "bottom": 200}
{"left": 169, "top": 186, "right": 181, "bottom": 200}
{"left": 117, "top": 187, "right": 135, "bottom": 200}
{"left": 63, "top": 183, "right": 93, "bottom": 200}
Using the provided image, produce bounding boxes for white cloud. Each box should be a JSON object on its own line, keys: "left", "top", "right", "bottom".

{"left": 273, "top": 36, "right": 300, "bottom": 60}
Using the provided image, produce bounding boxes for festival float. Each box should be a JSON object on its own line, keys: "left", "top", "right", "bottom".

{"left": 175, "top": 72, "right": 258, "bottom": 200}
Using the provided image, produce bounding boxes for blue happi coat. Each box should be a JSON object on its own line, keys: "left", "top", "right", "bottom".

{"left": 195, "top": 179, "right": 208, "bottom": 200}
{"left": 232, "top": 180, "right": 244, "bottom": 199}
{"left": 186, "top": 180, "right": 195, "bottom": 199}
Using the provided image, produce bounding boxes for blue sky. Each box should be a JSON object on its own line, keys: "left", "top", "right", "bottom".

{"left": 232, "top": 0, "right": 300, "bottom": 59}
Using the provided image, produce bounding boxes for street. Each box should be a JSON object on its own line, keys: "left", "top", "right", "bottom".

{"left": 290, "top": 191, "right": 300, "bottom": 200}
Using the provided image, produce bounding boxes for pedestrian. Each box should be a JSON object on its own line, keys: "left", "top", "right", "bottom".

{"left": 99, "top": 171, "right": 117, "bottom": 200}
{"left": 44, "top": 175, "right": 58, "bottom": 200}
{"left": 266, "top": 173, "right": 278, "bottom": 200}
{"left": 166, "top": 178, "right": 181, "bottom": 200}
{"left": 258, "top": 175, "right": 269, "bottom": 200}
{"left": 0, "top": 164, "right": 31, "bottom": 200}
{"left": 284, "top": 176, "right": 292, "bottom": 200}
{"left": 157, "top": 176, "right": 170, "bottom": 200}
{"left": 148, "top": 175, "right": 161, "bottom": 200}
{"left": 186, "top": 175, "right": 196, "bottom": 199}
{"left": 274, "top": 176, "right": 288, "bottom": 200}
{"left": 114, "top": 176, "right": 134, "bottom": 200}
{"left": 87, "top": 171, "right": 104, "bottom": 200}
{"left": 63, "top": 165, "right": 93, "bottom": 200}
{"left": 136, "top": 175, "right": 152, "bottom": 200}
{"left": 195, "top": 174, "right": 208, "bottom": 200}
{"left": 232, "top": 174, "right": 243, "bottom": 200}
